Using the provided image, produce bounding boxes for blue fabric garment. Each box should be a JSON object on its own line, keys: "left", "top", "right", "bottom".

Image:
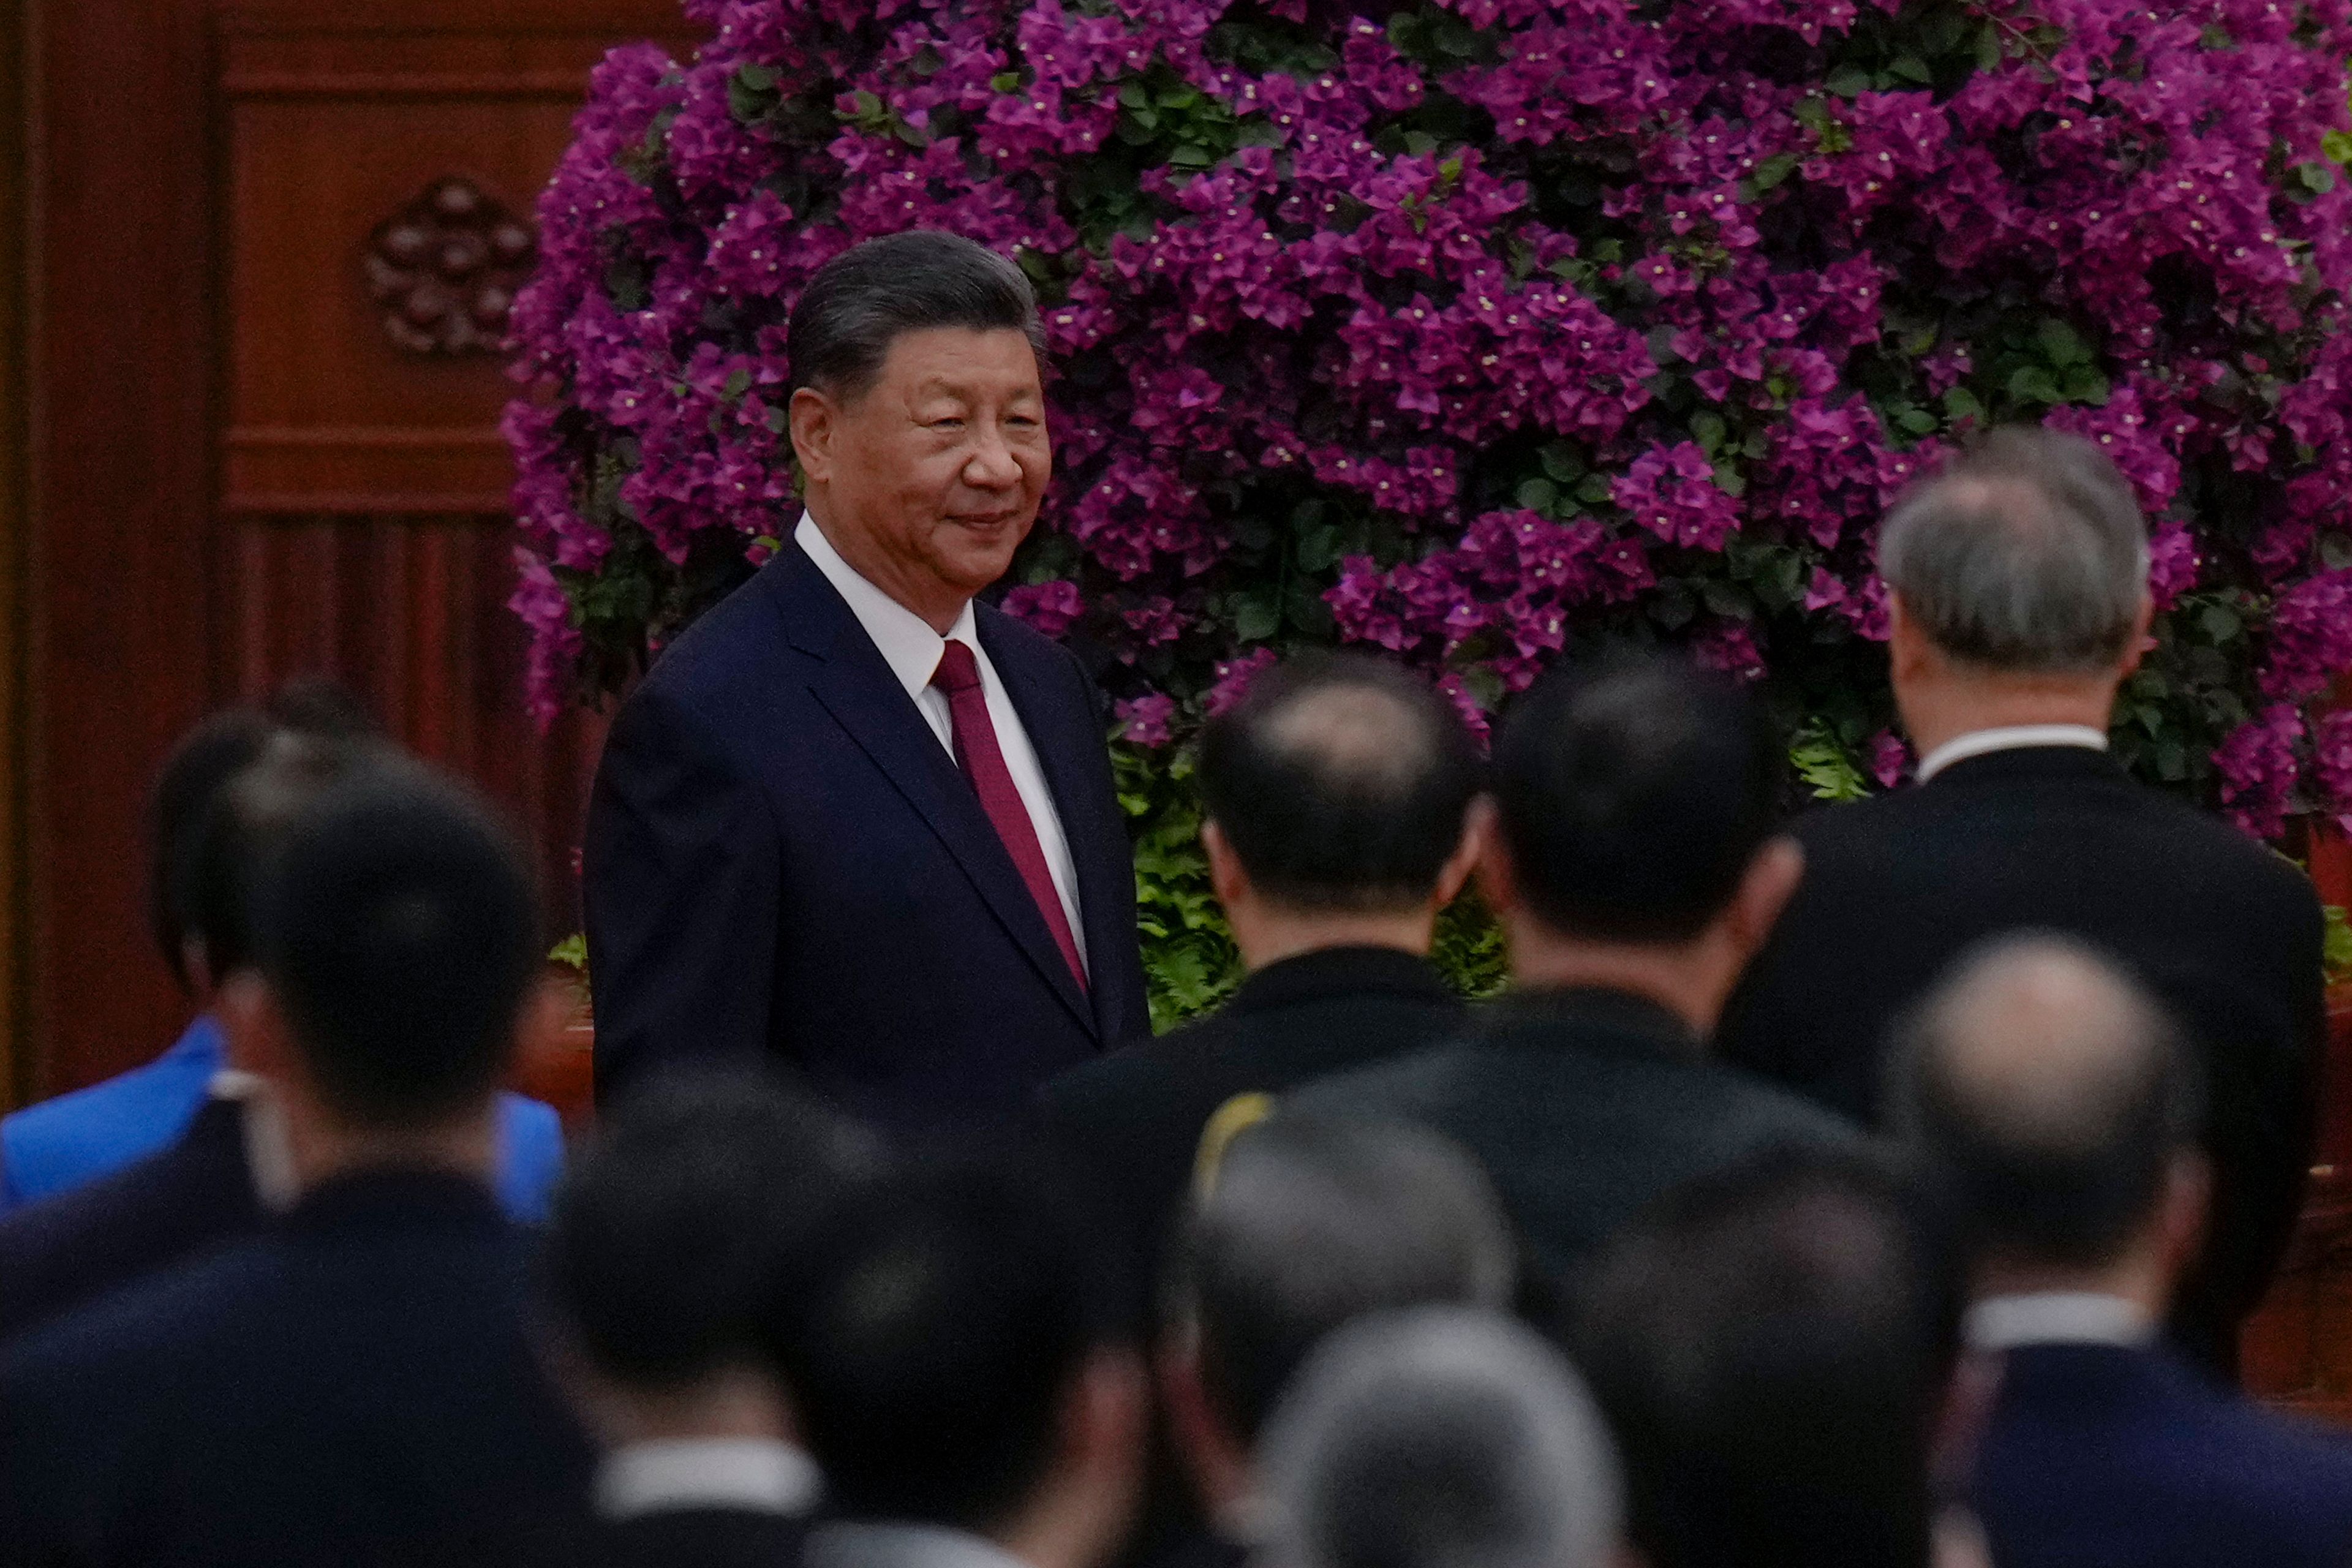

{"left": 0, "top": 1014, "right": 567, "bottom": 1223}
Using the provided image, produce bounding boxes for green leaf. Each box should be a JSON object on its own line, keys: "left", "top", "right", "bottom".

{"left": 1233, "top": 592, "right": 1281, "bottom": 643}
{"left": 1897, "top": 405, "right": 1939, "bottom": 435}
{"left": 1117, "top": 82, "right": 1150, "bottom": 110}
{"left": 1751, "top": 151, "right": 1803, "bottom": 192}
{"left": 1515, "top": 477, "right": 1559, "bottom": 513}
{"left": 1889, "top": 54, "right": 1933, "bottom": 83}
{"left": 1943, "top": 386, "right": 1985, "bottom": 423}
{"left": 2328, "top": 905, "right": 2352, "bottom": 984}
{"left": 1690, "top": 411, "right": 1727, "bottom": 454}
{"left": 2060, "top": 364, "right": 2110, "bottom": 405}
{"left": 548, "top": 933, "right": 588, "bottom": 971}
{"left": 990, "top": 70, "right": 1023, "bottom": 91}
{"left": 2037, "top": 318, "right": 2092, "bottom": 366}
{"left": 1825, "top": 66, "right": 1872, "bottom": 98}
{"left": 2199, "top": 603, "right": 2242, "bottom": 643}
{"left": 2296, "top": 160, "right": 2337, "bottom": 195}
{"left": 2007, "top": 364, "right": 2063, "bottom": 405}
{"left": 1539, "top": 442, "right": 1585, "bottom": 484}
{"left": 1574, "top": 473, "right": 1615, "bottom": 505}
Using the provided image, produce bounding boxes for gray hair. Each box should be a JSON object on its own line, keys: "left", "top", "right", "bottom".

{"left": 1260, "top": 1308, "right": 1624, "bottom": 1568}
{"left": 785, "top": 230, "right": 1044, "bottom": 399}
{"left": 1875, "top": 426, "right": 2150, "bottom": 673}
{"left": 1170, "top": 1113, "right": 1518, "bottom": 1442}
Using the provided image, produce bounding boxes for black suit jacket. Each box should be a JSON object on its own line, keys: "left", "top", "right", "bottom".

{"left": 0, "top": 1096, "right": 257, "bottom": 1344}
{"left": 1038, "top": 945, "right": 1464, "bottom": 1274}
{"left": 586, "top": 543, "right": 1149, "bottom": 1129}
{"left": 1294, "top": 988, "right": 1856, "bottom": 1291}
{"left": 1973, "top": 1341, "right": 2352, "bottom": 1567}
{"left": 0, "top": 1169, "right": 594, "bottom": 1567}
{"left": 579, "top": 1509, "right": 808, "bottom": 1568}
{"left": 1719, "top": 745, "right": 2326, "bottom": 1366}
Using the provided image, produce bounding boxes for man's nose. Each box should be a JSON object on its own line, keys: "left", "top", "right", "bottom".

{"left": 963, "top": 432, "right": 1022, "bottom": 489}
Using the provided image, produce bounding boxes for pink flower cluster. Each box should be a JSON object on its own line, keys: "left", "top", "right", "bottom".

{"left": 508, "top": 0, "right": 2352, "bottom": 836}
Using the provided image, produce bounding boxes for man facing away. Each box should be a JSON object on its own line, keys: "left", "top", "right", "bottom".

{"left": 1295, "top": 656, "right": 1852, "bottom": 1291}
{"left": 775, "top": 1147, "right": 1150, "bottom": 1568}
{"left": 1890, "top": 935, "right": 2352, "bottom": 1568}
{"left": 0, "top": 767, "right": 592, "bottom": 1567}
{"left": 1721, "top": 425, "right": 2325, "bottom": 1372}
{"left": 587, "top": 229, "right": 1147, "bottom": 1129}
{"left": 542, "top": 1071, "right": 882, "bottom": 1567}
{"left": 1038, "top": 652, "right": 1483, "bottom": 1275}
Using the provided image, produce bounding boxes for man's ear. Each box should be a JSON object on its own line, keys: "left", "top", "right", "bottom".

{"left": 788, "top": 386, "right": 839, "bottom": 484}
{"left": 1886, "top": 592, "right": 1931, "bottom": 689}
{"left": 1435, "top": 795, "right": 1494, "bottom": 908}
{"left": 1474, "top": 816, "right": 1521, "bottom": 921}
{"left": 2120, "top": 591, "right": 2156, "bottom": 677}
{"left": 217, "top": 970, "right": 297, "bottom": 1081}
{"left": 1157, "top": 1331, "right": 1251, "bottom": 1519}
{"left": 1725, "top": 836, "right": 1804, "bottom": 960}
{"left": 2158, "top": 1149, "right": 2212, "bottom": 1278}
{"left": 1201, "top": 820, "right": 1248, "bottom": 912}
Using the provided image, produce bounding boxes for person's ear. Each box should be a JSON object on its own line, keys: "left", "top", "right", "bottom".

{"left": 1725, "top": 836, "right": 1804, "bottom": 961}
{"left": 1474, "top": 816, "right": 1521, "bottom": 921}
{"left": 2158, "top": 1148, "right": 2211, "bottom": 1279}
{"left": 1434, "top": 796, "right": 1494, "bottom": 908}
{"left": 1201, "top": 821, "right": 1249, "bottom": 913}
{"left": 2119, "top": 591, "right": 2156, "bottom": 677}
{"left": 217, "top": 970, "right": 297, "bottom": 1082}
{"left": 788, "top": 386, "right": 840, "bottom": 484}
{"left": 1887, "top": 592, "right": 1931, "bottom": 689}
{"left": 1157, "top": 1330, "right": 1252, "bottom": 1520}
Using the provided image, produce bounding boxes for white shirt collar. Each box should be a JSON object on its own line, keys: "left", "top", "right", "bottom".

{"left": 208, "top": 1069, "right": 298, "bottom": 1213}
{"left": 795, "top": 513, "right": 979, "bottom": 702}
{"left": 595, "top": 1437, "right": 823, "bottom": 1520}
{"left": 1915, "top": 725, "right": 2108, "bottom": 784}
{"left": 808, "top": 1522, "right": 1035, "bottom": 1568}
{"left": 1966, "top": 1292, "right": 2155, "bottom": 1352}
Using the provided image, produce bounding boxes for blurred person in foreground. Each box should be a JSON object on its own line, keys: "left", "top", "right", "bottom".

{"left": 1040, "top": 652, "right": 1484, "bottom": 1275}
{"left": 1157, "top": 1112, "right": 1518, "bottom": 1562}
{"left": 0, "top": 682, "right": 563, "bottom": 1222}
{"left": 777, "top": 1147, "right": 1150, "bottom": 1568}
{"left": 1570, "top": 1147, "right": 1976, "bottom": 1568}
{"left": 1295, "top": 656, "right": 1850, "bottom": 1289}
{"left": 1257, "top": 1308, "right": 1623, "bottom": 1568}
{"left": 1891, "top": 935, "right": 2352, "bottom": 1567}
{"left": 1722, "top": 426, "right": 2326, "bottom": 1372}
{"left": 0, "top": 767, "right": 590, "bottom": 1567}
{"left": 543, "top": 1071, "right": 882, "bottom": 1566}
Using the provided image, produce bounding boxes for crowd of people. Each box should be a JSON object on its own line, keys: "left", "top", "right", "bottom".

{"left": 3, "top": 227, "right": 2352, "bottom": 1568}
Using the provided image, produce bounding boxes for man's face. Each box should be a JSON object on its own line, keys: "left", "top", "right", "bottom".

{"left": 791, "top": 326, "right": 1051, "bottom": 629}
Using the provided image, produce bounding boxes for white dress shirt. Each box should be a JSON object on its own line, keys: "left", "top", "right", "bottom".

{"left": 1915, "top": 724, "right": 2109, "bottom": 784}
{"left": 595, "top": 1436, "right": 823, "bottom": 1520}
{"left": 795, "top": 514, "right": 1087, "bottom": 970}
{"left": 808, "top": 1521, "right": 1036, "bottom": 1568}
{"left": 1964, "top": 1291, "right": 2155, "bottom": 1352}
{"left": 206, "top": 1069, "right": 297, "bottom": 1213}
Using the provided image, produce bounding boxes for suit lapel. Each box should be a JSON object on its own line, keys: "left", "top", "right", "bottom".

{"left": 762, "top": 549, "right": 1098, "bottom": 1039}
{"left": 978, "top": 608, "right": 1134, "bottom": 1044}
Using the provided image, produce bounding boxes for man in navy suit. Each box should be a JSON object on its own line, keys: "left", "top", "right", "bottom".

{"left": 586, "top": 230, "right": 1148, "bottom": 1128}
{"left": 1892, "top": 935, "right": 2352, "bottom": 1568}
{"left": 0, "top": 768, "right": 592, "bottom": 1567}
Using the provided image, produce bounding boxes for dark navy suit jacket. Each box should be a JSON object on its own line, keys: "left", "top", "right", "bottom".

{"left": 0, "top": 1169, "right": 592, "bottom": 1567}
{"left": 1973, "top": 1341, "right": 2352, "bottom": 1568}
{"left": 586, "top": 543, "right": 1148, "bottom": 1128}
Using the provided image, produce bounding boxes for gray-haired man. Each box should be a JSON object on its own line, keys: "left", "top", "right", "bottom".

{"left": 1721, "top": 424, "right": 2326, "bottom": 1374}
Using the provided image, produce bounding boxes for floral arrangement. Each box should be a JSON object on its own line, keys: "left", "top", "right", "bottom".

{"left": 508, "top": 0, "right": 2352, "bottom": 1021}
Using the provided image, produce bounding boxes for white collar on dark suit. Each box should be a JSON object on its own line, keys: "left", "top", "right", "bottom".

{"left": 793, "top": 512, "right": 1088, "bottom": 967}
{"left": 808, "top": 1521, "right": 1038, "bottom": 1568}
{"left": 595, "top": 1437, "right": 823, "bottom": 1520}
{"left": 207, "top": 1069, "right": 298, "bottom": 1213}
{"left": 1915, "top": 725, "right": 2108, "bottom": 785}
{"left": 1966, "top": 1291, "right": 2155, "bottom": 1351}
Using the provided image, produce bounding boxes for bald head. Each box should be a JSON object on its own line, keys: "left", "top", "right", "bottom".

{"left": 1877, "top": 426, "right": 2149, "bottom": 674}
{"left": 1199, "top": 653, "right": 1481, "bottom": 913}
{"left": 1890, "top": 934, "right": 2203, "bottom": 1268}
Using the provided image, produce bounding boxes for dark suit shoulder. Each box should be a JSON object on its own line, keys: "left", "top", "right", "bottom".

{"left": 585, "top": 1509, "right": 809, "bottom": 1568}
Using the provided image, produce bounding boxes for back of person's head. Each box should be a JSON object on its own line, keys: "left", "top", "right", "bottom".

{"left": 1888, "top": 933, "right": 2203, "bottom": 1272}
{"left": 1172, "top": 1112, "right": 1517, "bottom": 1443}
{"left": 1197, "top": 654, "right": 1483, "bottom": 913}
{"left": 181, "top": 729, "right": 391, "bottom": 986}
{"left": 251, "top": 765, "right": 540, "bottom": 1131}
{"left": 1876, "top": 425, "right": 2149, "bottom": 674}
{"left": 1491, "top": 656, "right": 1781, "bottom": 943}
{"left": 152, "top": 679, "right": 386, "bottom": 990}
{"left": 545, "top": 1071, "right": 883, "bottom": 1395}
{"left": 1260, "top": 1308, "right": 1622, "bottom": 1568}
{"left": 771, "top": 1145, "right": 1141, "bottom": 1533}
{"left": 1571, "top": 1147, "right": 1965, "bottom": 1568}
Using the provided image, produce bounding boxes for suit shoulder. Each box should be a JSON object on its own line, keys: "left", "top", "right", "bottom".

{"left": 1, "top": 1237, "right": 270, "bottom": 1391}
{"left": 1040, "top": 1023, "right": 1213, "bottom": 1129}
{"left": 627, "top": 565, "right": 801, "bottom": 717}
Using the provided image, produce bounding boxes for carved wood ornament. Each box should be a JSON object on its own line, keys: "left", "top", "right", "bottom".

{"left": 364, "top": 176, "right": 537, "bottom": 356}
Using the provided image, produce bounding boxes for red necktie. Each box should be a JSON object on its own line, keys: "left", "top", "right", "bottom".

{"left": 930, "top": 639, "right": 1089, "bottom": 992}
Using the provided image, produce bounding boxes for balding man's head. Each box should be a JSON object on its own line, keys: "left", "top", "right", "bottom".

{"left": 1199, "top": 654, "right": 1482, "bottom": 913}
{"left": 1877, "top": 426, "right": 2149, "bottom": 674}
{"left": 1890, "top": 934, "right": 2203, "bottom": 1269}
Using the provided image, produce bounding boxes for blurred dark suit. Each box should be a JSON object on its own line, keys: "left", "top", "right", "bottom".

{"left": 0, "top": 1169, "right": 592, "bottom": 1567}
{"left": 0, "top": 1096, "right": 257, "bottom": 1344}
{"left": 1297, "top": 987, "right": 1855, "bottom": 1290}
{"left": 1721, "top": 745, "right": 2327, "bottom": 1368}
